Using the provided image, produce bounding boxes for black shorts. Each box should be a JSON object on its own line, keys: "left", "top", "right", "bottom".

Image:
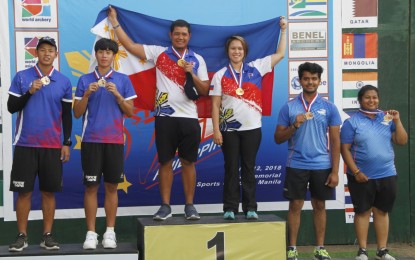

{"left": 347, "top": 174, "right": 397, "bottom": 213}
{"left": 283, "top": 167, "right": 334, "bottom": 200}
{"left": 10, "top": 146, "right": 63, "bottom": 192}
{"left": 155, "top": 117, "right": 201, "bottom": 164}
{"left": 81, "top": 142, "right": 125, "bottom": 185}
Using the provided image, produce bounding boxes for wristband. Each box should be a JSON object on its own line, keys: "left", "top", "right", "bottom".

{"left": 353, "top": 169, "right": 361, "bottom": 176}
{"left": 113, "top": 24, "right": 120, "bottom": 29}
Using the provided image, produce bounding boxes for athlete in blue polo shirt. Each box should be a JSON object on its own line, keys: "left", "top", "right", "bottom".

{"left": 274, "top": 62, "right": 341, "bottom": 260}
{"left": 8, "top": 36, "right": 72, "bottom": 252}
{"left": 340, "top": 85, "right": 407, "bottom": 260}
{"left": 73, "top": 38, "right": 136, "bottom": 250}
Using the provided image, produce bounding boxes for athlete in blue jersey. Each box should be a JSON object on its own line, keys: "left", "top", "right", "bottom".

{"left": 73, "top": 38, "right": 136, "bottom": 250}
{"left": 210, "top": 17, "right": 287, "bottom": 221}
{"left": 274, "top": 62, "right": 341, "bottom": 260}
{"left": 340, "top": 85, "right": 407, "bottom": 260}
{"left": 8, "top": 37, "right": 72, "bottom": 252}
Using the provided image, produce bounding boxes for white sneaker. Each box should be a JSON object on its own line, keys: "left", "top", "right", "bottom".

{"left": 102, "top": 231, "right": 117, "bottom": 249}
{"left": 83, "top": 231, "right": 98, "bottom": 250}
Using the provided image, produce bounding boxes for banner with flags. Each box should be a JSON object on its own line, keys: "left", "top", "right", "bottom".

{"left": 2, "top": 1, "right": 345, "bottom": 221}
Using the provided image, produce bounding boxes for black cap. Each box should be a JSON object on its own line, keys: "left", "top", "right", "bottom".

{"left": 36, "top": 36, "right": 57, "bottom": 49}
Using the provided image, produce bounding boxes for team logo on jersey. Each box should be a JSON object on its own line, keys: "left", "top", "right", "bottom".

{"left": 317, "top": 108, "right": 327, "bottom": 116}
{"left": 219, "top": 108, "right": 242, "bottom": 131}
{"left": 154, "top": 92, "right": 174, "bottom": 116}
{"left": 13, "top": 181, "right": 25, "bottom": 188}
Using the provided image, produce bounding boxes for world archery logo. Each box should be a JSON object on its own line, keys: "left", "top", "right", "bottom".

{"left": 20, "top": 0, "right": 51, "bottom": 21}
{"left": 22, "top": 37, "right": 40, "bottom": 68}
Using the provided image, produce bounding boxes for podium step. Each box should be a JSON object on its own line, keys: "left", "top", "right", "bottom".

{"left": 0, "top": 242, "right": 138, "bottom": 260}
{"left": 138, "top": 214, "right": 286, "bottom": 260}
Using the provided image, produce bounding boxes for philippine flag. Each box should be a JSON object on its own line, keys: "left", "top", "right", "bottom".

{"left": 90, "top": 5, "right": 281, "bottom": 117}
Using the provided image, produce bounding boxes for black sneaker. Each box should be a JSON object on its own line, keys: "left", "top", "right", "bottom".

{"left": 40, "top": 232, "right": 60, "bottom": 250}
{"left": 184, "top": 204, "right": 200, "bottom": 220}
{"left": 9, "top": 233, "right": 28, "bottom": 252}
{"left": 153, "top": 204, "right": 172, "bottom": 220}
{"left": 356, "top": 248, "right": 368, "bottom": 260}
{"left": 376, "top": 248, "right": 395, "bottom": 260}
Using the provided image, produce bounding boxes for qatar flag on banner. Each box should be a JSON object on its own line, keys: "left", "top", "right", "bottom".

{"left": 90, "top": 6, "right": 281, "bottom": 116}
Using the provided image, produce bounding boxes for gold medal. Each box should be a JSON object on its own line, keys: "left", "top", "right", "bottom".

{"left": 235, "top": 88, "right": 244, "bottom": 96}
{"left": 304, "top": 111, "right": 314, "bottom": 120}
{"left": 177, "top": 59, "right": 186, "bottom": 67}
{"left": 41, "top": 76, "right": 50, "bottom": 86}
{"left": 383, "top": 113, "right": 393, "bottom": 122}
{"left": 98, "top": 78, "right": 107, "bottom": 87}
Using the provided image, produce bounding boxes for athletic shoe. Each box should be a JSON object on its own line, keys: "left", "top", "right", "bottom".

{"left": 356, "top": 248, "right": 368, "bottom": 260}
{"left": 153, "top": 204, "right": 172, "bottom": 220}
{"left": 245, "top": 211, "right": 258, "bottom": 220}
{"left": 102, "top": 230, "right": 117, "bottom": 249}
{"left": 223, "top": 211, "right": 235, "bottom": 220}
{"left": 9, "top": 233, "right": 28, "bottom": 252}
{"left": 287, "top": 246, "right": 298, "bottom": 260}
{"left": 184, "top": 204, "right": 200, "bottom": 220}
{"left": 83, "top": 231, "right": 98, "bottom": 250}
{"left": 40, "top": 232, "right": 60, "bottom": 250}
{"left": 376, "top": 248, "right": 396, "bottom": 260}
{"left": 313, "top": 247, "right": 331, "bottom": 260}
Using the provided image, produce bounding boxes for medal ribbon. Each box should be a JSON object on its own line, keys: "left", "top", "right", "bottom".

{"left": 94, "top": 67, "right": 114, "bottom": 81}
{"left": 172, "top": 46, "right": 187, "bottom": 61}
{"left": 228, "top": 63, "right": 243, "bottom": 90}
{"left": 301, "top": 92, "right": 318, "bottom": 112}
{"left": 358, "top": 108, "right": 383, "bottom": 115}
{"left": 34, "top": 64, "right": 54, "bottom": 79}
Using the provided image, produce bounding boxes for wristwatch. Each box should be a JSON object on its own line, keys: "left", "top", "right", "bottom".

{"left": 63, "top": 139, "right": 72, "bottom": 146}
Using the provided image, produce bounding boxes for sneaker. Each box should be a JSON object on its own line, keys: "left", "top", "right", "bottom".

{"left": 314, "top": 247, "right": 331, "bottom": 260}
{"left": 9, "top": 233, "right": 28, "bottom": 252}
{"left": 40, "top": 232, "right": 59, "bottom": 250}
{"left": 184, "top": 204, "right": 200, "bottom": 220}
{"left": 287, "top": 246, "right": 298, "bottom": 260}
{"left": 223, "top": 211, "right": 235, "bottom": 220}
{"left": 83, "top": 231, "right": 98, "bottom": 250}
{"left": 246, "top": 211, "right": 258, "bottom": 220}
{"left": 356, "top": 248, "right": 368, "bottom": 260}
{"left": 102, "top": 231, "right": 117, "bottom": 249}
{"left": 376, "top": 248, "right": 396, "bottom": 260}
{"left": 153, "top": 204, "right": 172, "bottom": 220}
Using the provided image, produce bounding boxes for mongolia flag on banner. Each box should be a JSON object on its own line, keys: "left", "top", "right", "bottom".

{"left": 342, "top": 33, "right": 378, "bottom": 70}
{"left": 90, "top": 6, "right": 281, "bottom": 116}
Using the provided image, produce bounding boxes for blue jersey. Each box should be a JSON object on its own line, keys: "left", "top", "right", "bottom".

{"left": 9, "top": 65, "right": 72, "bottom": 148}
{"left": 277, "top": 94, "right": 342, "bottom": 169}
{"left": 75, "top": 69, "right": 137, "bottom": 144}
{"left": 340, "top": 111, "right": 397, "bottom": 179}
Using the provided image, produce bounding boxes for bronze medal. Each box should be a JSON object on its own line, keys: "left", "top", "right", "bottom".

{"left": 98, "top": 78, "right": 107, "bottom": 87}
{"left": 383, "top": 113, "right": 393, "bottom": 122}
{"left": 41, "top": 76, "right": 50, "bottom": 86}
{"left": 235, "top": 88, "right": 244, "bottom": 96}
{"left": 304, "top": 111, "right": 314, "bottom": 120}
{"left": 177, "top": 59, "right": 186, "bottom": 67}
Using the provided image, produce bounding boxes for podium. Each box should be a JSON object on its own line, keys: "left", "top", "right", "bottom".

{"left": 137, "top": 214, "right": 286, "bottom": 260}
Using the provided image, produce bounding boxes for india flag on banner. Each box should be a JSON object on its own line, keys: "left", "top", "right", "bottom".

{"left": 89, "top": 6, "right": 281, "bottom": 117}
{"left": 342, "top": 33, "right": 378, "bottom": 69}
{"left": 342, "top": 71, "right": 377, "bottom": 110}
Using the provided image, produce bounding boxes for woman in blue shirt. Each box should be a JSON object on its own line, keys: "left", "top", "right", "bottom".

{"left": 340, "top": 85, "right": 407, "bottom": 260}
